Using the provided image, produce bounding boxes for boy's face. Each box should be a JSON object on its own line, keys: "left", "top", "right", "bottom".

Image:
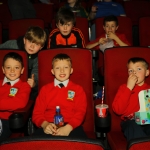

{"left": 51, "top": 59, "right": 73, "bottom": 82}
{"left": 2, "top": 58, "right": 24, "bottom": 81}
{"left": 128, "top": 62, "right": 149, "bottom": 86}
{"left": 23, "top": 38, "right": 43, "bottom": 55}
{"left": 103, "top": 21, "right": 118, "bottom": 35}
{"left": 56, "top": 22, "right": 74, "bottom": 36}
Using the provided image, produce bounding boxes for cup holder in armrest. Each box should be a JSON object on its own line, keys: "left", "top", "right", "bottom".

{"left": 9, "top": 113, "right": 24, "bottom": 129}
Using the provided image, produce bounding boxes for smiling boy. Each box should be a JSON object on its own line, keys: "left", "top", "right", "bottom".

{"left": 112, "top": 57, "right": 150, "bottom": 141}
{"left": 0, "top": 26, "right": 47, "bottom": 100}
{"left": 32, "top": 53, "right": 87, "bottom": 137}
{"left": 0, "top": 52, "right": 31, "bottom": 140}
{"left": 86, "top": 15, "right": 130, "bottom": 50}
{"left": 47, "top": 8, "right": 86, "bottom": 49}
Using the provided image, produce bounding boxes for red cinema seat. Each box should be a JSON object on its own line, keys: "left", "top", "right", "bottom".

{"left": 104, "top": 47, "right": 150, "bottom": 150}
{"left": 38, "top": 48, "right": 95, "bottom": 139}
{"left": 8, "top": 18, "right": 44, "bottom": 40}
{"left": 0, "top": 136, "right": 105, "bottom": 150}
{"left": 127, "top": 136, "right": 150, "bottom": 150}
{"left": 0, "top": 3, "right": 12, "bottom": 29}
{"left": 139, "top": 17, "right": 150, "bottom": 47}
{"left": 124, "top": 1, "right": 150, "bottom": 26}
{"left": 33, "top": 3, "right": 54, "bottom": 28}
{"left": 0, "top": 22, "right": 2, "bottom": 44}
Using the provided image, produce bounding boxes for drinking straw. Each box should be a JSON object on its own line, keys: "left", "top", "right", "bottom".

{"left": 102, "top": 86, "right": 104, "bottom": 104}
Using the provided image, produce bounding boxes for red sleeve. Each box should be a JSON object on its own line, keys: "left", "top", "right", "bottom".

{"left": 0, "top": 82, "right": 31, "bottom": 111}
{"left": 87, "top": 34, "right": 105, "bottom": 50}
{"left": 112, "top": 84, "right": 132, "bottom": 115}
{"left": 68, "top": 86, "right": 87, "bottom": 129}
{"left": 32, "top": 86, "right": 48, "bottom": 127}
{"left": 116, "top": 33, "right": 131, "bottom": 46}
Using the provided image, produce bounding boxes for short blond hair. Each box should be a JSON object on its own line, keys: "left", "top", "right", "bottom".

{"left": 24, "top": 26, "right": 47, "bottom": 47}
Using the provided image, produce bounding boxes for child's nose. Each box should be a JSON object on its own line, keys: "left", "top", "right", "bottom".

{"left": 30, "top": 43, "right": 35, "bottom": 48}
{"left": 10, "top": 68, "right": 15, "bottom": 72}
{"left": 64, "top": 25, "right": 67, "bottom": 30}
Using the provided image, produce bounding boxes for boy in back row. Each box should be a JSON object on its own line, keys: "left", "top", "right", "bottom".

{"left": 0, "top": 52, "right": 31, "bottom": 140}
{"left": 32, "top": 53, "right": 87, "bottom": 137}
{"left": 86, "top": 15, "right": 130, "bottom": 51}
{"left": 0, "top": 26, "right": 47, "bottom": 100}
{"left": 112, "top": 57, "right": 150, "bottom": 141}
{"left": 47, "top": 8, "right": 86, "bottom": 49}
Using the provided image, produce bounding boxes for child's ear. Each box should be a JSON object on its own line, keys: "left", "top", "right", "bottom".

{"left": 23, "top": 37, "right": 25, "bottom": 44}
{"left": 116, "top": 26, "right": 119, "bottom": 30}
{"left": 146, "top": 69, "right": 149, "bottom": 77}
{"left": 2, "top": 66, "right": 5, "bottom": 74}
{"left": 21, "top": 67, "right": 24, "bottom": 74}
{"left": 70, "top": 68, "right": 73, "bottom": 74}
{"left": 103, "top": 26, "right": 105, "bottom": 30}
{"left": 51, "top": 69, "right": 54, "bottom": 75}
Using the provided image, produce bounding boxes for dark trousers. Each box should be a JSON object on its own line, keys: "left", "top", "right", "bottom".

{"left": 33, "top": 126, "right": 87, "bottom": 138}
{"left": 121, "top": 120, "right": 150, "bottom": 141}
{"left": 0, "top": 120, "right": 12, "bottom": 142}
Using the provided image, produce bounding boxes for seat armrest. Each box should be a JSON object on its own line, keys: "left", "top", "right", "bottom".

{"left": 9, "top": 100, "right": 34, "bottom": 129}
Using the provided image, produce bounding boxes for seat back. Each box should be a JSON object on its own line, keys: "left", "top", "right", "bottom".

{"left": 0, "top": 3, "right": 12, "bottom": 29}
{"left": 9, "top": 19, "right": 44, "bottom": 40}
{"left": 124, "top": 1, "right": 150, "bottom": 26}
{"left": 104, "top": 47, "right": 150, "bottom": 150}
{"left": 38, "top": 48, "right": 95, "bottom": 138}
{"left": 33, "top": 3, "right": 54, "bottom": 28}
{"left": 139, "top": 17, "right": 150, "bottom": 47}
{"left": 95, "top": 16, "right": 133, "bottom": 45}
{"left": 0, "top": 136, "right": 105, "bottom": 150}
{"left": 0, "top": 22, "right": 2, "bottom": 44}
{"left": 51, "top": 17, "right": 89, "bottom": 44}
{"left": 127, "top": 137, "right": 150, "bottom": 150}
{"left": 0, "top": 50, "right": 28, "bottom": 82}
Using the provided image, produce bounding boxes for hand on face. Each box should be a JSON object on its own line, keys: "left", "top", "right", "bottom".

{"left": 107, "top": 32, "right": 117, "bottom": 40}
{"left": 127, "top": 73, "right": 138, "bottom": 90}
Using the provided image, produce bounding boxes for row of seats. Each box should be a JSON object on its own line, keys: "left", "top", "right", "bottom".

{"left": 1, "top": 47, "right": 150, "bottom": 150}
{"left": 1, "top": 16, "right": 150, "bottom": 46}
{"left": 1, "top": 1, "right": 150, "bottom": 28}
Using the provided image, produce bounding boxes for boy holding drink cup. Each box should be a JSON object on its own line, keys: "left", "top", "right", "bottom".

{"left": 112, "top": 57, "right": 150, "bottom": 141}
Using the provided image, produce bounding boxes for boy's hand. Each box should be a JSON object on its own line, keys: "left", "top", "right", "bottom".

{"left": 107, "top": 32, "right": 117, "bottom": 40}
{"left": 91, "top": 6, "right": 98, "bottom": 13}
{"left": 27, "top": 74, "right": 36, "bottom": 88}
{"left": 41, "top": 121, "right": 57, "bottom": 134}
{"left": 127, "top": 73, "right": 138, "bottom": 90}
{"left": 54, "top": 124, "right": 73, "bottom": 136}
{"left": 99, "top": 38, "right": 108, "bottom": 45}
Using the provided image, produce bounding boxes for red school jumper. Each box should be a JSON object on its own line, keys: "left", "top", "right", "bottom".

{"left": 32, "top": 80, "right": 87, "bottom": 129}
{"left": 112, "top": 83, "right": 150, "bottom": 120}
{"left": 0, "top": 80, "right": 31, "bottom": 119}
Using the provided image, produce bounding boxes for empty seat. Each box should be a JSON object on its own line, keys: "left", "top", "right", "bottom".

{"left": 139, "top": 17, "right": 150, "bottom": 47}
{"left": 8, "top": 18, "right": 44, "bottom": 40}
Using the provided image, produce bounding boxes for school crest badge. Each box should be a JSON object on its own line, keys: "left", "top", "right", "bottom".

{"left": 9, "top": 88, "right": 18, "bottom": 97}
{"left": 67, "top": 90, "right": 75, "bottom": 101}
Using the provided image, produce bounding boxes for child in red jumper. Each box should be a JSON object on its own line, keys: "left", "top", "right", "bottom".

{"left": 0, "top": 52, "right": 31, "bottom": 140}
{"left": 86, "top": 15, "right": 130, "bottom": 51}
{"left": 112, "top": 57, "right": 150, "bottom": 141}
{"left": 32, "top": 53, "right": 87, "bottom": 137}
